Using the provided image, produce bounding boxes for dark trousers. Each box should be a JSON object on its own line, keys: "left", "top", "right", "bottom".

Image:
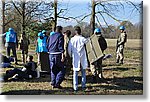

{"left": 5, "top": 43, "right": 17, "bottom": 62}
{"left": 4, "top": 68, "right": 29, "bottom": 80}
{"left": 40, "top": 52, "right": 50, "bottom": 72}
{"left": 49, "top": 54, "right": 65, "bottom": 86}
{"left": 4, "top": 68, "right": 37, "bottom": 81}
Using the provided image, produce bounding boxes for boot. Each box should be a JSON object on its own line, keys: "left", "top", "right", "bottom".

{"left": 92, "top": 75, "right": 97, "bottom": 83}
{"left": 116, "top": 59, "right": 119, "bottom": 63}
{"left": 120, "top": 61, "right": 123, "bottom": 64}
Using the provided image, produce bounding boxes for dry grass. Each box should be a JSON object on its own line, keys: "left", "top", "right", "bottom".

{"left": 0, "top": 39, "right": 143, "bottom": 95}
{"left": 106, "top": 39, "right": 142, "bottom": 48}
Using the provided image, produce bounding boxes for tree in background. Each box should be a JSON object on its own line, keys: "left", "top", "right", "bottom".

{"left": 11, "top": 0, "right": 53, "bottom": 36}
{"left": 79, "top": 0, "right": 142, "bottom": 36}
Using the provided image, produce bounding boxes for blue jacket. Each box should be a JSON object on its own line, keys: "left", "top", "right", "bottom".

{"left": 47, "top": 32, "right": 64, "bottom": 54}
{"left": 36, "top": 36, "right": 48, "bottom": 53}
{"left": 5, "top": 31, "right": 17, "bottom": 43}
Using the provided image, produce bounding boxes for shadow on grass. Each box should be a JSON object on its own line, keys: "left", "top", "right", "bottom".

{"left": 86, "top": 76, "right": 143, "bottom": 93}
{"left": 103, "top": 67, "right": 136, "bottom": 71}
{"left": 1, "top": 90, "right": 56, "bottom": 95}
{"left": 1, "top": 86, "right": 77, "bottom": 95}
{"left": 1, "top": 76, "right": 143, "bottom": 95}
{"left": 1, "top": 89, "right": 61, "bottom": 95}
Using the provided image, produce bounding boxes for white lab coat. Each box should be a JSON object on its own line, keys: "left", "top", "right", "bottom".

{"left": 68, "top": 35, "right": 88, "bottom": 71}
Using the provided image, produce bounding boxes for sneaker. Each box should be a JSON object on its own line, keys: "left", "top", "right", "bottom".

{"left": 51, "top": 85, "right": 55, "bottom": 89}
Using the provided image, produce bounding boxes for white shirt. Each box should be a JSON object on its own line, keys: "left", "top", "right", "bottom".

{"left": 68, "top": 35, "right": 88, "bottom": 71}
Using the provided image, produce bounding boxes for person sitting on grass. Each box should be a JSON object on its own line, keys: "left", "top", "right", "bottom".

{"left": 3, "top": 55, "right": 38, "bottom": 81}
{"left": 0, "top": 53, "right": 14, "bottom": 68}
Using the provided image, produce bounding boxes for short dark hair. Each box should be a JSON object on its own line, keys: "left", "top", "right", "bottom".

{"left": 56, "top": 26, "right": 63, "bottom": 33}
{"left": 74, "top": 26, "right": 81, "bottom": 34}
{"left": 29, "top": 55, "right": 33, "bottom": 60}
{"left": 64, "top": 30, "right": 71, "bottom": 37}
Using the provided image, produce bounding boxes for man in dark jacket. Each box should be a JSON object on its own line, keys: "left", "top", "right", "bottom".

{"left": 90, "top": 28, "right": 107, "bottom": 83}
{"left": 47, "top": 26, "right": 65, "bottom": 89}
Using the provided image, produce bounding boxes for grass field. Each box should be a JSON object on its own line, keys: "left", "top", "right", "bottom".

{"left": 0, "top": 39, "right": 143, "bottom": 95}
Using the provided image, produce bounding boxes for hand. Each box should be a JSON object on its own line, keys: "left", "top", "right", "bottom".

{"left": 61, "top": 57, "right": 65, "bottom": 62}
{"left": 61, "top": 54, "right": 65, "bottom": 62}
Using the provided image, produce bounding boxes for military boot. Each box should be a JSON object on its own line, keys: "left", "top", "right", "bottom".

{"left": 116, "top": 59, "right": 119, "bottom": 63}
{"left": 120, "top": 60, "right": 123, "bottom": 64}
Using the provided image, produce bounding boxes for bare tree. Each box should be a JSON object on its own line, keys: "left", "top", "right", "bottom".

{"left": 1, "top": 0, "right": 16, "bottom": 34}
{"left": 10, "top": 0, "right": 53, "bottom": 35}
{"left": 90, "top": 0, "right": 96, "bottom": 35}
{"left": 2, "top": 0, "right": 5, "bottom": 34}
{"left": 79, "top": 0, "right": 142, "bottom": 35}
{"left": 53, "top": 0, "right": 57, "bottom": 31}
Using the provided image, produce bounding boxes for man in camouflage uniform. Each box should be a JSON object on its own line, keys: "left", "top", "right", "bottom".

{"left": 116, "top": 26, "right": 127, "bottom": 64}
{"left": 90, "top": 28, "right": 107, "bottom": 83}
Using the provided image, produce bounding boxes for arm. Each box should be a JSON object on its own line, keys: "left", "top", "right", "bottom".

{"left": 68, "top": 40, "right": 72, "bottom": 57}
{"left": 18, "top": 39, "right": 22, "bottom": 50}
{"left": 83, "top": 37, "right": 89, "bottom": 44}
{"left": 46, "top": 36, "right": 50, "bottom": 51}
{"left": 16, "top": 33, "right": 18, "bottom": 48}
{"left": 24, "top": 62, "right": 32, "bottom": 70}
{"left": 117, "top": 33, "right": 127, "bottom": 46}
{"left": 58, "top": 35, "right": 65, "bottom": 53}
{"left": 58, "top": 35, "right": 65, "bottom": 62}
{"left": 28, "top": 39, "right": 30, "bottom": 45}
{"left": 35, "top": 40, "right": 39, "bottom": 53}
{"left": 64, "top": 37, "right": 68, "bottom": 57}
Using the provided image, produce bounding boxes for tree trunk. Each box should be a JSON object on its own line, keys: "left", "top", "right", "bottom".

{"left": 90, "top": 0, "right": 96, "bottom": 35}
{"left": 2, "top": 0, "right": 5, "bottom": 34}
{"left": 53, "top": 0, "right": 57, "bottom": 31}
{"left": 22, "top": 0, "right": 26, "bottom": 35}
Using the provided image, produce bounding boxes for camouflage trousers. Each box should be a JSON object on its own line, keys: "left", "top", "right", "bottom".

{"left": 90, "top": 59, "right": 103, "bottom": 78}
{"left": 116, "top": 45, "right": 124, "bottom": 63}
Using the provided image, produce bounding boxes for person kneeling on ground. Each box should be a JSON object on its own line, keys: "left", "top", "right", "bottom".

{"left": 3, "top": 55, "right": 38, "bottom": 81}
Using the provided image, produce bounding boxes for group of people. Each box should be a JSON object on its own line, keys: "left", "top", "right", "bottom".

{"left": 1, "top": 25, "right": 127, "bottom": 92}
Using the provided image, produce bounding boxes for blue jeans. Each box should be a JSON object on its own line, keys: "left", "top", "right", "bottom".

{"left": 73, "top": 69, "right": 86, "bottom": 91}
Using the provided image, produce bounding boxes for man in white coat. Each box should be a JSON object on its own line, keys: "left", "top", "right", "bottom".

{"left": 68, "top": 26, "right": 88, "bottom": 91}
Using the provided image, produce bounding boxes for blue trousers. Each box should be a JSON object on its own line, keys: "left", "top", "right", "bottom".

{"left": 49, "top": 54, "right": 65, "bottom": 86}
{"left": 73, "top": 69, "right": 86, "bottom": 91}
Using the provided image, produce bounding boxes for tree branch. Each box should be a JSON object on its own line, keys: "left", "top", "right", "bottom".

{"left": 11, "top": 1, "right": 22, "bottom": 16}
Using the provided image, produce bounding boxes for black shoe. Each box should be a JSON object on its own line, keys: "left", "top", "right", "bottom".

{"left": 116, "top": 61, "right": 119, "bottom": 63}
{"left": 73, "top": 90, "right": 78, "bottom": 93}
{"left": 55, "top": 85, "right": 63, "bottom": 89}
{"left": 82, "top": 87, "right": 88, "bottom": 92}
